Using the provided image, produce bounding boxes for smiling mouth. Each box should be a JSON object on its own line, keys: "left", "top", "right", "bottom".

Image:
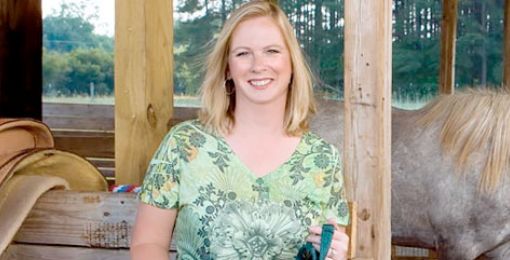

{"left": 249, "top": 79, "right": 272, "bottom": 89}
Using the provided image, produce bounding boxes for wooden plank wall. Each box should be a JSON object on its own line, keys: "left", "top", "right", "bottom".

{"left": 42, "top": 103, "right": 197, "bottom": 184}
{"left": 504, "top": 0, "right": 510, "bottom": 90}
{"left": 43, "top": 103, "right": 114, "bottom": 131}
{"left": 344, "top": 0, "right": 392, "bottom": 259}
{"left": 115, "top": 0, "right": 174, "bottom": 185}
{"left": 0, "top": 0, "right": 42, "bottom": 119}
{"left": 439, "top": 0, "right": 458, "bottom": 94}
{"left": 2, "top": 191, "right": 177, "bottom": 260}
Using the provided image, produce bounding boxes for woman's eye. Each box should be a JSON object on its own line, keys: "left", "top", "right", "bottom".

{"left": 236, "top": 52, "right": 248, "bottom": 57}
{"left": 267, "top": 49, "right": 280, "bottom": 54}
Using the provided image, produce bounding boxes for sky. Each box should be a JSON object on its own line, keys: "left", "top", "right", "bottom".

{"left": 42, "top": 0, "right": 190, "bottom": 37}
{"left": 42, "top": 0, "right": 115, "bottom": 36}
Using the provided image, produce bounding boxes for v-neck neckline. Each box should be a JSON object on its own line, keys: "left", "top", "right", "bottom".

{"left": 217, "top": 132, "right": 309, "bottom": 180}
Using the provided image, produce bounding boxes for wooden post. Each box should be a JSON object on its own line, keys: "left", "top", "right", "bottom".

{"left": 439, "top": 0, "right": 458, "bottom": 94}
{"left": 115, "top": 0, "right": 174, "bottom": 185}
{"left": 344, "top": 0, "right": 392, "bottom": 259}
{"left": 504, "top": 0, "right": 510, "bottom": 90}
{"left": 0, "top": 0, "right": 42, "bottom": 119}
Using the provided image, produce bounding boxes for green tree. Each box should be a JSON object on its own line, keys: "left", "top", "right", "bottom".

{"left": 172, "top": 0, "right": 504, "bottom": 100}
{"left": 456, "top": 0, "right": 504, "bottom": 88}
{"left": 66, "top": 48, "right": 114, "bottom": 95}
{"left": 43, "top": 1, "right": 106, "bottom": 52}
{"left": 43, "top": 49, "right": 71, "bottom": 95}
{"left": 42, "top": 1, "right": 114, "bottom": 96}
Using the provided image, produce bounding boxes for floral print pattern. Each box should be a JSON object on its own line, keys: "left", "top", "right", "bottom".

{"left": 139, "top": 120, "right": 349, "bottom": 259}
{"left": 210, "top": 201, "right": 302, "bottom": 259}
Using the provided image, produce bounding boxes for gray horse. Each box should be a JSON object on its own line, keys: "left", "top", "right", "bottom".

{"left": 310, "top": 89, "right": 510, "bottom": 259}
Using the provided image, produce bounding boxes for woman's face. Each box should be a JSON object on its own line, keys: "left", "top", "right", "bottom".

{"left": 227, "top": 16, "right": 292, "bottom": 107}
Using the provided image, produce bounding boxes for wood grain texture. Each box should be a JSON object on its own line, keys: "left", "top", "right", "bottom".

{"left": 1, "top": 244, "right": 177, "bottom": 260}
{"left": 14, "top": 191, "right": 138, "bottom": 248}
{"left": 43, "top": 103, "right": 197, "bottom": 132}
{"left": 43, "top": 103, "right": 114, "bottom": 117}
{"left": 44, "top": 117, "right": 115, "bottom": 131}
{"left": 53, "top": 132, "right": 114, "bottom": 158}
{"left": 344, "top": 0, "right": 392, "bottom": 259}
{"left": 347, "top": 201, "right": 357, "bottom": 259}
{"left": 115, "top": 0, "right": 174, "bottom": 185}
{"left": 43, "top": 104, "right": 198, "bottom": 180}
{"left": 504, "top": 0, "right": 510, "bottom": 90}
{"left": 439, "top": 0, "right": 458, "bottom": 94}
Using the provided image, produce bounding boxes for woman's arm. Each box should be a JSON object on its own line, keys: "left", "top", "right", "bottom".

{"left": 130, "top": 202, "right": 178, "bottom": 260}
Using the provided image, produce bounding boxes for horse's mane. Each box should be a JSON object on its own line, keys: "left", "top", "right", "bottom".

{"left": 418, "top": 88, "right": 510, "bottom": 192}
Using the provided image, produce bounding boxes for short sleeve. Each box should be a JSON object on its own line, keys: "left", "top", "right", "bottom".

{"left": 138, "top": 130, "right": 181, "bottom": 209}
{"left": 323, "top": 146, "right": 350, "bottom": 227}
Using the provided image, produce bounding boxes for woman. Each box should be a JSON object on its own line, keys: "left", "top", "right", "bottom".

{"left": 131, "top": 1, "right": 350, "bottom": 259}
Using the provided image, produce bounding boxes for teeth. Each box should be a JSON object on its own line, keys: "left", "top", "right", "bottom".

{"left": 250, "top": 79, "right": 271, "bottom": 86}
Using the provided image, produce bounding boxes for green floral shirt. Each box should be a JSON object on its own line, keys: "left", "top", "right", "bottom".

{"left": 139, "top": 120, "right": 349, "bottom": 259}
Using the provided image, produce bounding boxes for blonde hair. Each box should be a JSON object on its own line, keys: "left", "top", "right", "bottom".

{"left": 418, "top": 88, "right": 510, "bottom": 192}
{"left": 198, "top": 0, "right": 316, "bottom": 136}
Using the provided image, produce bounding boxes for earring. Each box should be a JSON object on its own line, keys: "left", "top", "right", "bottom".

{"left": 224, "top": 79, "right": 235, "bottom": 95}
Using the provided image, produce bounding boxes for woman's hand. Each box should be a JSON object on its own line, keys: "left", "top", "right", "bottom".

{"left": 306, "top": 218, "right": 349, "bottom": 260}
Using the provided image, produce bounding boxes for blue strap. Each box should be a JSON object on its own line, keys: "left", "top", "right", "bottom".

{"left": 319, "top": 224, "right": 335, "bottom": 259}
{"left": 296, "top": 224, "right": 335, "bottom": 260}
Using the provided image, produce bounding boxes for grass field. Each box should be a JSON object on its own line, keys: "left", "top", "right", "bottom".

{"left": 43, "top": 94, "right": 431, "bottom": 110}
{"left": 43, "top": 94, "right": 201, "bottom": 107}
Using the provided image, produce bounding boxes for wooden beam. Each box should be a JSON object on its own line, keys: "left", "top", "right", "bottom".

{"left": 14, "top": 191, "right": 138, "bottom": 248}
{"left": 504, "top": 0, "right": 510, "bottom": 90}
{"left": 344, "top": 0, "right": 392, "bottom": 259}
{"left": 115, "top": 0, "right": 174, "bottom": 185}
{"left": 439, "top": 0, "right": 458, "bottom": 94}
{"left": 53, "top": 131, "right": 114, "bottom": 158}
{"left": 0, "top": 0, "right": 42, "bottom": 119}
{"left": 43, "top": 103, "right": 114, "bottom": 131}
{"left": 1, "top": 244, "right": 177, "bottom": 260}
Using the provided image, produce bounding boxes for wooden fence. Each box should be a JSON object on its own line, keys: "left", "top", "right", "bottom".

{"left": 42, "top": 102, "right": 197, "bottom": 185}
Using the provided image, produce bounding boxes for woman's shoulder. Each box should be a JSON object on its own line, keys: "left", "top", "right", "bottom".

{"left": 302, "top": 131, "right": 341, "bottom": 158}
{"left": 164, "top": 119, "right": 217, "bottom": 144}
{"left": 168, "top": 119, "right": 203, "bottom": 134}
{"left": 304, "top": 131, "right": 339, "bottom": 149}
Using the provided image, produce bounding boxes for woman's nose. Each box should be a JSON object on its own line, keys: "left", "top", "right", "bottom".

{"left": 250, "top": 53, "right": 267, "bottom": 73}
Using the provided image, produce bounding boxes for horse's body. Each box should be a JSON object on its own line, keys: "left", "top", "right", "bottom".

{"left": 310, "top": 90, "right": 510, "bottom": 259}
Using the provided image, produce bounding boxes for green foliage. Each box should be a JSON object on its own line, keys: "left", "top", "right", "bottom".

{"left": 42, "top": 1, "right": 114, "bottom": 96}
{"left": 43, "top": 49, "right": 71, "bottom": 95}
{"left": 43, "top": 48, "right": 113, "bottom": 96}
{"left": 43, "top": 15, "right": 96, "bottom": 52}
{"left": 454, "top": 0, "right": 504, "bottom": 88}
{"left": 43, "top": 0, "right": 505, "bottom": 100}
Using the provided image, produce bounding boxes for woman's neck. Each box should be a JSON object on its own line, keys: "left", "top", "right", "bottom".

{"left": 231, "top": 101, "right": 286, "bottom": 137}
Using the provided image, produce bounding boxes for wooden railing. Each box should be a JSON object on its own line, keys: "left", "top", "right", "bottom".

{"left": 42, "top": 102, "right": 198, "bottom": 185}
